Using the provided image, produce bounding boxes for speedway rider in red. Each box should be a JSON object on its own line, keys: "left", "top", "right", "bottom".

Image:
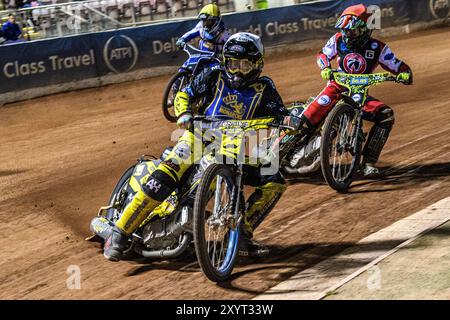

{"left": 298, "top": 4, "right": 413, "bottom": 176}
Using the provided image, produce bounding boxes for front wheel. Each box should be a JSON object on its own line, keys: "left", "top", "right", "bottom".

{"left": 193, "top": 164, "right": 239, "bottom": 282}
{"left": 162, "top": 70, "right": 191, "bottom": 123}
{"left": 320, "top": 103, "right": 362, "bottom": 193}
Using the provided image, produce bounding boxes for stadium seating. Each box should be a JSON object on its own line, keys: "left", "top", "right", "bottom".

{"left": 120, "top": 0, "right": 136, "bottom": 22}
{"left": 216, "top": 0, "right": 234, "bottom": 13}
{"left": 31, "top": 7, "right": 53, "bottom": 34}
{"left": 183, "top": 0, "right": 201, "bottom": 17}
{"left": 170, "top": 0, "right": 184, "bottom": 17}
{"left": 151, "top": 0, "right": 169, "bottom": 21}
{"left": 103, "top": 0, "right": 120, "bottom": 20}
{"left": 136, "top": 0, "right": 152, "bottom": 21}
{"left": 4, "top": 0, "right": 235, "bottom": 27}
{"left": 2, "top": 0, "right": 330, "bottom": 42}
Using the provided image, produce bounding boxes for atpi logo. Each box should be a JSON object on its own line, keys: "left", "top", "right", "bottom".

{"left": 430, "top": 0, "right": 450, "bottom": 19}
{"left": 343, "top": 53, "right": 367, "bottom": 74}
{"left": 103, "top": 35, "right": 138, "bottom": 73}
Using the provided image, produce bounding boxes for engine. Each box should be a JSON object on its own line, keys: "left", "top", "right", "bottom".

{"left": 141, "top": 207, "right": 192, "bottom": 250}
{"left": 289, "top": 134, "right": 321, "bottom": 168}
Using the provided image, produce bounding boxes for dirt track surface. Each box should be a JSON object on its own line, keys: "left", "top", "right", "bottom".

{"left": 0, "top": 27, "right": 449, "bottom": 299}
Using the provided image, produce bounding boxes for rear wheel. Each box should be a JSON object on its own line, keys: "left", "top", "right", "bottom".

{"left": 320, "top": 103, "right": 361, "bottom": 193}
{"left": 162, "top": 70, "right": 191, "bottom": 123}
{"left": 106, "top": 166, "right": 135, "bottom": 221}
{"left": 85, "top": 165, "right": 137, "bottom": 257}
{"left": 193, "top": 164, "right": 239, "bottom": 282}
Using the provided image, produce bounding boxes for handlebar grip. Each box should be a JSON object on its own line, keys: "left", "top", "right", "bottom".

{"left": 268, "top": 122, "right": 296, "bottom": 131}
{"left": 329, "top": 72, "right": 335, "bottom": 81}
{"left": 279, "top": 124, "right": 297, "bottom": 131}
{"left": 388, "top": 76, "right": 399, "bottom": 82}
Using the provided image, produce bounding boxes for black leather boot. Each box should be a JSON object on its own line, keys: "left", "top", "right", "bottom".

{"left": 103, "top": 226, "right": 129, "bottom": 262}
{"left": 238, "top": 227, "right": 270, "bottom": 258}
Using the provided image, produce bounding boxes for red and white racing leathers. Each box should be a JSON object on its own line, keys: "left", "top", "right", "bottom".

{"left": 304, "top": 33, "right": 413, "bottom": 163}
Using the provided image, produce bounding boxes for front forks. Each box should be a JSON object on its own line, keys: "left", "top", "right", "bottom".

{"left": 228, "top": 166, "right": 244, "bottom": 231}
{"left": 349, "top": 110, "right": 365, "bottom": 156}
{"left": 208, "top": 165, "right": 243, "bottom": 232}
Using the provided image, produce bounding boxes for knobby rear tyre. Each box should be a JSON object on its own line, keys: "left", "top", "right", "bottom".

{"left": 106, "top": 166, "right": 135, "bottom": 221}
{"left": 162, "top": 71, "right": 191, "bottom": 123}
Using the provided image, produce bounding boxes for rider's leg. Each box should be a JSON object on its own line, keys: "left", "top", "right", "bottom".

{"left": 104, "top": 130, "right": 200, "bottom": 261}
{"left": 244, "top": 172, "right": 286, "bottom": 233}
{"left": 361, "top": 98, "right": 395, "bottom": 176}
{"left": 238, "top": 168, "right": 287, "bottom": 257}
{"left": 302, "top": 81, "right": 345, "bottom": 128}
{"left": 285, "top": 82, "right": 344, "bottom": 168}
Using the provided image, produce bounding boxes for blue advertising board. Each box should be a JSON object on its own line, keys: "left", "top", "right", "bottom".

{"left": 0, "top": 0, "right": 448, "bottom": 95}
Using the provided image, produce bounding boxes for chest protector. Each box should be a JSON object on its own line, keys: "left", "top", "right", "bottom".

{"left": 336, "top": 36, "right": 383, "bottom": 74}
{"left": 204, "top": 73, "right": 266, "bottom": 119}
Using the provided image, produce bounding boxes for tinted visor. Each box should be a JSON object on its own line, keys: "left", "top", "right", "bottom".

{"left": 225, "top": 58, "right": 258, "bottom": 75}
{"left": 202, "top": 16, "right": 219, "bottom": 30}
{"left": 341, "top": 28, "right": 363, "bottom": 39}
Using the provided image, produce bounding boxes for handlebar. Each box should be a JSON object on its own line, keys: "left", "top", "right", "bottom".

{"left": 193, "top": 115, "right": 230, "bottom": 121}
{"left": 328, "top": 69, "right": 399, "bottom": 83}
{"left": 183, "top": 43, "right": 216, "bottom": 57}
{"left": 192, "top": 115, "right": 287, "bottom": 130}
{"left": 269, "top": 123, "right": 297, "bottom": 131}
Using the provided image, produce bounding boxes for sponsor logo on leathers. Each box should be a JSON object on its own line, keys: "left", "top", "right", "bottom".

{"left": 343, "top": 53, "right": 367, "bottom": 74}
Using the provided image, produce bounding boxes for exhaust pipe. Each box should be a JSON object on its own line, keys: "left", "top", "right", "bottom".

{"left": 284, "top": 158, "right": 321, "bottom": 175}
{"left": 133, "top": 233, "right": 192, "bottom": 259}
{"left": 90, "top": 217, "right": 192, "bottom": 259}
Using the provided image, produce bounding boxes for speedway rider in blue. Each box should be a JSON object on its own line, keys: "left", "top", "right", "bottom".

{"left": 176, "top": 3, "right": 230, "bottom": 54}
{"left": 104, "top": 33, "right": 296, "bottom": 262}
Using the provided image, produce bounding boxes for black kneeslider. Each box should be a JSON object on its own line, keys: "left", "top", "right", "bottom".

{"left": 362, "top": 107, "right": 395, "bottom": 164}
{"left": 142, "top": 170, "right": 178, "bottom": 202}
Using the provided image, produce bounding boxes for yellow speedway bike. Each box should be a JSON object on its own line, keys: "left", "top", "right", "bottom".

{"left": 191, "top": 116, "right": 291, "bottom": 282}
{"left": 280, "top": 71, "right": 400, "bottom": 193}
{"left": 89, "top": 116, "right": 290, "bottom": 282}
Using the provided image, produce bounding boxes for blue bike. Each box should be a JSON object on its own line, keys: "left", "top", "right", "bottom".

{"left": 162, "top": 43, "right": 221, "bottom": 122}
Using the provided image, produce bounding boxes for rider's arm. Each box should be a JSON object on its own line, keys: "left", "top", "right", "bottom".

{"left": 253, "top": 76, "right": 290, "bottom": 120}
{"left": 179, "top": 21, "right": 202, "bottom": 43}
{"left": 378, "top": 42, "right": 413, "bottom": 84}
{"left": 174, "top": 67, "right": 221, "bottom": 117}
{"left": 317, "top": 34, "right": 340, "bottom": 70}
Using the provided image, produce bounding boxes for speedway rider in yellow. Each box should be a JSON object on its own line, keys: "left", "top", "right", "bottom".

{"left": 104, "top": 33, "right": 295, "bottom": 261}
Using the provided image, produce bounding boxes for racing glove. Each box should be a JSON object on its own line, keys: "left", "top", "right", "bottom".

{"left": 396, "top": 72, "right": 412, "bottom": 85}
{"left": 177, "top": 113, "right": 193, "bottom": 129}
{"left": 176, "top": 38, "right": 186, "bottom": 48}
{"left": 321, "top": 67, "right": 333, "bottom": 81}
